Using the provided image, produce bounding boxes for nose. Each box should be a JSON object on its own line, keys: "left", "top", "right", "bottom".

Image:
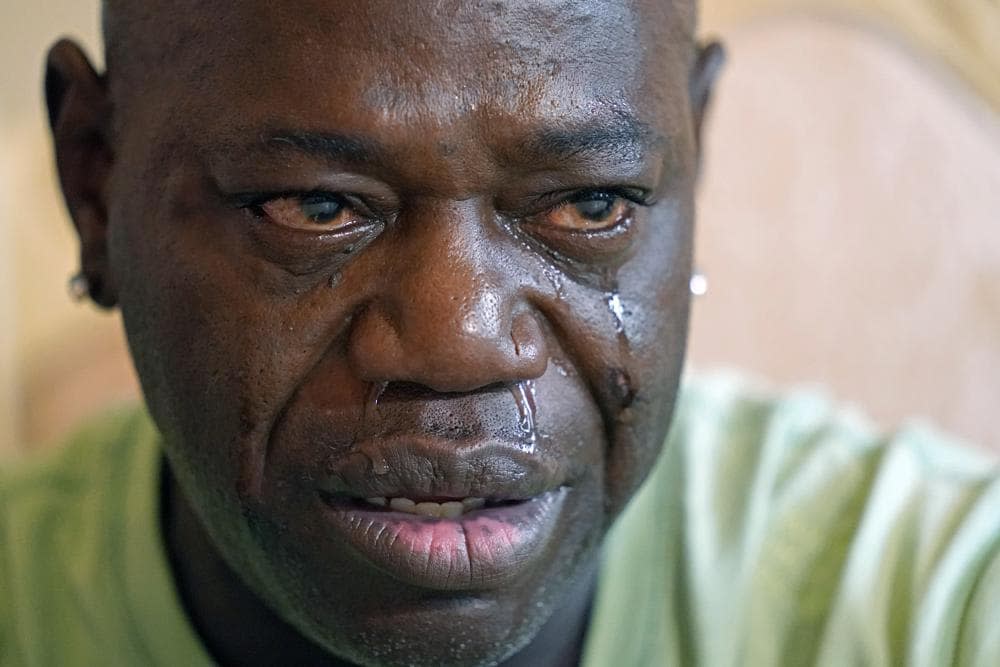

{"left": 347, "top": 199, "right": 548, "bottom": 393}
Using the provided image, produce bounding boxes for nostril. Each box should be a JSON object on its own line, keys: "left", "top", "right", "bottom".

{"left": 378, "top": 381, "right": 510, "bottom": 403}
{"left": 378, "top": 381, "right": 443, "bottom": 402}
{"left": 510, "top": 312, "right": 547, "bottom": 368}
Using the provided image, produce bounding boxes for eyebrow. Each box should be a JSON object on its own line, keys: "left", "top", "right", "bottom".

{"left": 516, "top": 115, "right": 664, "bottom": 166}
{"left": 260, "top": 130, "right": 387, "bottom": 165}
{"left": 243, "top": 114, "right": 664, "bottom": 169}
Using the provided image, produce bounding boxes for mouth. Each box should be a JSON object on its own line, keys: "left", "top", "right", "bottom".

{"left": 335, "top": 494, "right": 521, "bottom": 518}
{"left": 317, "top": 487, "right": 570, "bottom": 591}
{"left": 312, "top": 433, "right": 572, "bottom": 590}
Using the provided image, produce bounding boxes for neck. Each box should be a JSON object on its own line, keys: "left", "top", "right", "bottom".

{"left": 163, "top": 461, "right": 597, "bottom": 667}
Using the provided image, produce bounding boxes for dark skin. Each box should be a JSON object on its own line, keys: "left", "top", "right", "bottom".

{"left": 46, "top": 1, "right": 722, "bottom": 665}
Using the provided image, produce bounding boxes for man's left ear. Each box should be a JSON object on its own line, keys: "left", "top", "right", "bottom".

{"left": 689, "top": 41, "right": 726, "bottom": 171}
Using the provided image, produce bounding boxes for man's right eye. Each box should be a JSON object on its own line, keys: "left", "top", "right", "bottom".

{"left": 254, "top": 194, "right": 364, "bottom": 232}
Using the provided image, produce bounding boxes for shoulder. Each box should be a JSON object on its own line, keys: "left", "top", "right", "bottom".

{"left": 2, "top": 405, "right": 150, "bottom": 499}
{"left": 0, "top": 406, "right": 160, "bottom": 665}
{"left": 649, "top": 372, "right": 1000, "bottom": 665}
{"left": 1, "top": 406, "right": 155, "bottom": 554}
{"left": 671, "top": 371, "right": 997, "bottom": 501}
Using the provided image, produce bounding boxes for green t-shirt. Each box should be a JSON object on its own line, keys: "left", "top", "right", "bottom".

{"left": 3, "top": 373, "right": 1000, "bottom": 666}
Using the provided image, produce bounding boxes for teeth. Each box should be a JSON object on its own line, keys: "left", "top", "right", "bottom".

{"left": 439, "top": 501, "right": 465, "bottom": 518}
{"left": 389, "top": 497, "right": 415, "bottom": 512}
{"left": 414, "top": 502, "right": 442, "bottom": 518}
{"left": 367, "top": 496, "right": 488, "bottom": 518}
{"left": 462, "top": 497, "right": 486, "bottom": 511}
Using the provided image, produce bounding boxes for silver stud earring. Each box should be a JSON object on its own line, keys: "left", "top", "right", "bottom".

{"left": 68, "top": 272, "right": 90, "bottom": 302}
{"left": 689, "top": 270, "right": 708, "bottom": 297}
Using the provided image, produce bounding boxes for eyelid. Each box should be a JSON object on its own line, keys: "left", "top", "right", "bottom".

{"left": 536, "top": 186, "right": 653, "bottom": 213}
{"left": 233, "top": 190, "right": 377, "bottom": 220}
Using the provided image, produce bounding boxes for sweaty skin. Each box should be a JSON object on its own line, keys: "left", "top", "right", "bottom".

{"left": 46, "top": 1, "right": 722, "bottom": 665}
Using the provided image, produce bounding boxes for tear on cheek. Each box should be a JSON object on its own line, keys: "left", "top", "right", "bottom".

{"left": 608, "top": 367, "right": 636, "bottom": 409}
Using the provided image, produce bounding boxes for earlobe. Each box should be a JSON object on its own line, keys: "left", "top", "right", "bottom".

{"left": 689, "top": 40, "right": 726, "bottom": 169}
{"left": 45, "top": 39, "right": 118, "bottom": 309}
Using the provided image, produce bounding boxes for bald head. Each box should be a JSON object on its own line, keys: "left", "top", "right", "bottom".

{"left": 101, "top": 0, "right": 700, "bottom": 80}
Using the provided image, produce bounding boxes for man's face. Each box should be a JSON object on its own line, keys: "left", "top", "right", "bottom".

{"left": 69, "top": 0, "right": 701, "bottom": 664}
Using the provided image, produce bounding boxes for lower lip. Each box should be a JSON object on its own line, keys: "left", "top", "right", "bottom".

{"left": 317, "top": 489, "right": 569, "bottom": 591}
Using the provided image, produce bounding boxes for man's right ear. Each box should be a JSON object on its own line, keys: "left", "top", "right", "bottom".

{"left": 45, "top": 38, "right": 118, "bottom": 309}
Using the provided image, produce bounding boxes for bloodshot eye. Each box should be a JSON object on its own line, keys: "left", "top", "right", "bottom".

{"left": 258, "top": 193, "right": 363, "bottom": 232}
{"left": 542, "top": 191, "right": 632, "bottom": 232}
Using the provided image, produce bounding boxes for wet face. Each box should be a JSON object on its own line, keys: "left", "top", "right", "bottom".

{"left": 51, "top": 0, "right": 713, "bottom": 665}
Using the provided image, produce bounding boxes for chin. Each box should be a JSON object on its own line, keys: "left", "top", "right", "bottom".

{"left": 242, "top": 502, "right": 603, "bottom": 667}
{"left": 317, "top": 602, "right": 541, "bottom": 667}
{"left": 263, "top": 573, "right": 555, "bottom": 667}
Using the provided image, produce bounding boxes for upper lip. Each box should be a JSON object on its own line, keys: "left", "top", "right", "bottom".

{"left": 319, "top": 434, "right": 565, "bottom": 502}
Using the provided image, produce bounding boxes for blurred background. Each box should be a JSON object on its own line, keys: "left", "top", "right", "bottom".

{"left": 1, "top": 1, "right": 998, "bottom": 458}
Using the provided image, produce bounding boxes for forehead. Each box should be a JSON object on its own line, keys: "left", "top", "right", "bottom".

{"left": 113, "top": 0, "right": 694, "bottom": 170}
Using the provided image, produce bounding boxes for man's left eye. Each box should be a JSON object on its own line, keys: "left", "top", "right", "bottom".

{"left": 541, "top": 193, "right": 631, "bottom": 232}
{"left": 258, "top": 194, "right": 362, "bottom": 231}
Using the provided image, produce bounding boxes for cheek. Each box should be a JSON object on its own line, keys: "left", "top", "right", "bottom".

{"left": 551, "top": 198, "right": 691, "bottom": 516}
{"left": 109, "top": 199, "right": 352, "bottom": 502}
{"left": 614, "top": 200, "right": 693, "bottom": 500}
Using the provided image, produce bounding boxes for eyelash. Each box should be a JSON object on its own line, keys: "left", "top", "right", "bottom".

{"left": 233, "top": 186, "right": 652, "bottom": 223}
{"left": 528, "top": 187, "right": 652, "bottom": 216}
{"left": 236, "top": 191, "right": 358, "bottom": 217}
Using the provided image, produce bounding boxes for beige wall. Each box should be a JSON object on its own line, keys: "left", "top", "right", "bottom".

{"left": 688, "top": 14, "right": 1000, "bottom": 447}
{"left": 0, "top": 140, "right": 17, "bottom": 454}
{"left": 1, "top": 0, "right": 112, "bottom": 456}
{"left": 702, "top": 0, "right": 1000, "bottom": 111}
{"left": 1, "top": 2, "right": 998, "bottom": 455}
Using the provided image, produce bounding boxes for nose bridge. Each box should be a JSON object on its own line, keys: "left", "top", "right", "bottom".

{"left": 396, "top": 199, "right": 535, "bottom": 387}
{"left": 349, "top": 198, "right": 547, "bottom": 392}
{"left": 407, "top": 199, "right": 503, "bottom": 335}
